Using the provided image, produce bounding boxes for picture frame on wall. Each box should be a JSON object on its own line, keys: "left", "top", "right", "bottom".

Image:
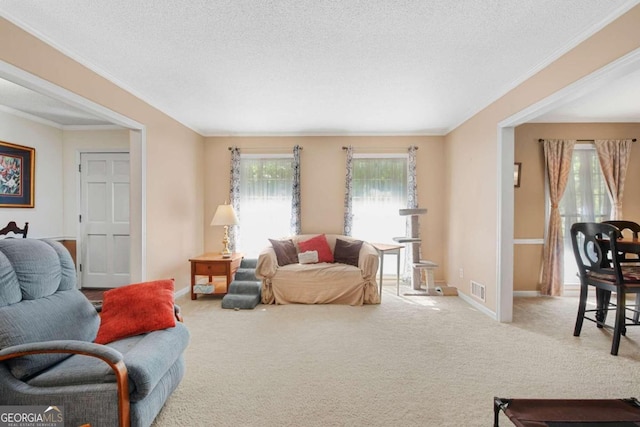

{"left": 0, "top": 141, "right": 35, "bottom": 208}
{"left": 514, "top": 162, "right": 522, "bottom": 188}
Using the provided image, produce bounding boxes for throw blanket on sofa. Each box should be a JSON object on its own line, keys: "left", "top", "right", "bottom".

{"left": 256, "top": 234, "right": 380, "bottom": 305}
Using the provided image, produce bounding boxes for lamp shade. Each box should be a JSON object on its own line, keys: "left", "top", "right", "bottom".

{"left": 210, "top": 204, "right": 239, "bottom": 226}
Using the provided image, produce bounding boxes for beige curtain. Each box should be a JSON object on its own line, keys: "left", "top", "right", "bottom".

{"left": 540, "top": 139, "right": 576, "bottom": 296}
{"left": 594, "top": 139, "right": 633, "bottom": 220}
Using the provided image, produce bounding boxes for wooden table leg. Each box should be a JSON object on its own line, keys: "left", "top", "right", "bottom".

{"left": 190, "top": 263, "right": 196, "bottom": 300}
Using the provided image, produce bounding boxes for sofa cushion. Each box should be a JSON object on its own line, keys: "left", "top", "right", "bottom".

{"left": 28, "top": 322, "right": 190, "bottom": 402}
{"left": 269, "top": 239, "right": 298, "bottom": 266}
{"left": 95, "top": 280, "right": 176, "bottom": 345}
{"left": 0, "top": 239, "right": 77, "bottom": 307}
{"left": 334, "top": 238, "right": 363, "bottom": 267}
{"left": 298, "top": 234, "right": 334, "bottom": 263}
{"left": 0, "top": 290, "right": 100, "bottom": 380}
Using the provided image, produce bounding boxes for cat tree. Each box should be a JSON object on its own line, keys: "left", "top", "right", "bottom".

{"left": 394, "top": 208, "right": 457, "bottom": 296}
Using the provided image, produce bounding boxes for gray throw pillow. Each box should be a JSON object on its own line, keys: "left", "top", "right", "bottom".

{"left": 269, "top": 239, "right": 298, "bottom": 266}
{"left": 334, "top": 238, "right": 363, "bottom": 267}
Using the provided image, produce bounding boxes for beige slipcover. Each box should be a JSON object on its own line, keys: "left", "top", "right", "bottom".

{"left": 256, "top": 234, "right": 380, "bottom": 305}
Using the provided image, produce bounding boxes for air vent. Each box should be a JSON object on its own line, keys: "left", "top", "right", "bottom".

{"left": 471, "top": 280, "right": 485, "bottom": 302}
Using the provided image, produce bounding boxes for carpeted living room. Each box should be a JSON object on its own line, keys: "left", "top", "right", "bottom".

{"left": 2, "top": 2, "right": 640, "bottom": 427}
{"left": 151, "top": 290, "right": 640, "bottom": 426}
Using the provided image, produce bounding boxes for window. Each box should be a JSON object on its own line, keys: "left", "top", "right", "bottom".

{"left": 238, "top": 155, "right": 294, "bottom": 257}
{"left": 351, "top": 155, "right": 408, "bottom": 246}
{"left": 559, "top": 144, "right": 611, "bottom": 285}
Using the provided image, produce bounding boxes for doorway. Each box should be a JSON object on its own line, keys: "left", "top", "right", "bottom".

{"left": 79, "top": 152, "right": 131, "bottom": 288}
{"left": 0, "top": 59, "right": 147, "bottom": 285}
{"left": 498, "top": 48, "right": 640, "bottom": 322}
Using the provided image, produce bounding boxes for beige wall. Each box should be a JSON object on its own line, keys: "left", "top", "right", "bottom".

{"left": 204, "top": 136, "right": 446, "bottom": 279}
{"left": 0, "top": 109, "right": 64, "bottom": 238}
{"left": 0, "top": 18, "right": 205, "bottom": 292}
{"left": 513, "top": 122, "right": 640, "bottom": 292}
{"left": 445, "top": 5, "right": 640, "bottom": 312}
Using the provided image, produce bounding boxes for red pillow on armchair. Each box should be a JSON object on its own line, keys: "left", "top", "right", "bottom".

{"left": 95, "top": 279, "right": 176, "bottom": 345}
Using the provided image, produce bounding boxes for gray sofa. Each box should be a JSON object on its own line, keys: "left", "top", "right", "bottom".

{"left": 0, "top": 238, "right": 189, "bottom": 427}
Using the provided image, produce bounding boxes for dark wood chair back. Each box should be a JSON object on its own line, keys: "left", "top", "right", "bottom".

{"left": 602, "top": 220, "right": 640, "bottom": 265}
{"left": 0, "top": 221, "right": 29, "bottom": 238}
{"left": 602, "top": 220, "right": 640, "bottom": 240}
{"left": 571, "top": 222, "right": 621, "bottom": 278}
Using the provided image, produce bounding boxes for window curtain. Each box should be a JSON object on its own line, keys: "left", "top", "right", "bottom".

{"left": 403, "top": 146, "right": 419, "bottom": 280}
{"left": 540, "top": 139, "right": 576, "bottom": 296}
{"left": 290, "top": 145, "right": 301, "bottom": 235}
{"left": 228, "top": 147, "right": 241, "bottom": 252}
{"left": 594, "top": 139, "right": 633, "bottom": 220}
{"left": 343, "top": 145, "right": 354, "bottom": 236}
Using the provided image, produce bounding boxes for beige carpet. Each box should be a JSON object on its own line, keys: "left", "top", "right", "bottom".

{"left": 152, "top": 288, "right": 640, "bottom": 427}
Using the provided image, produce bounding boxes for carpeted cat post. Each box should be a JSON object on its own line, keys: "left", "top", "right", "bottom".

{"left": 394, "top": 208, "right": 457, "bottom": 296}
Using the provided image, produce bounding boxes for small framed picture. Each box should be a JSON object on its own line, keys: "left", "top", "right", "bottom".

{"left": 0, "top": 141, "right": 35, "bottom": 208}
{"left": 514, "top": 162, "right": 522, "bottom": 188}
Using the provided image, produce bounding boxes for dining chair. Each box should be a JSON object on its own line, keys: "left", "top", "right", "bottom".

{"left": 570, "top": 222, "right": 640, "bottom": 355}
{"left": 602, "top": 220, "right": 640, "bottom": 323}
{"left": 0, "top": 221, "right": 28, "bottom": 238}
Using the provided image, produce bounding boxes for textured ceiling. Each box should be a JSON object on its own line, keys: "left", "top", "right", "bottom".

{"left": 0, "top": 0, "right": 639, "bottom": 134}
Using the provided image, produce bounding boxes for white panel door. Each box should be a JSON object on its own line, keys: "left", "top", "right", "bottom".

{"left": 80, "top": 152, "right": 130, "bottom": 288}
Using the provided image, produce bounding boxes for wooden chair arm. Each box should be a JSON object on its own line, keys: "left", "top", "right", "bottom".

{"left": 0, "top": 340, "right": 130, "bottom": 427}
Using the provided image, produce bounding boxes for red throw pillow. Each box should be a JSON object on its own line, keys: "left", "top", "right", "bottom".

{"left": 298, "top": 234, "right": 334, "bottom": 263}
{"left": 95, "top": 279, "right": 176, "bottom": 345}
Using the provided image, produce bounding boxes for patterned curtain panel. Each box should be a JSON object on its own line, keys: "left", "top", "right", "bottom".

{"left": 594, "top": 139, "right": 633, "bottom": 220}
{"left": 407, "top": 146, "right": 418, "bottom": 209}
{"left": 343, "top": 145, "right": 354, "bottom": 236}
{"left": 403, "top": 146, "right": 419, "bottom": 279}
{"left": 540, "top": 139, "right": 576, "bottom": 296}
{"left": 228, "top": 147, "right": 241, "bottom": 252}
{"left": 290, "top": 145, "right": 302, "bottom": 235}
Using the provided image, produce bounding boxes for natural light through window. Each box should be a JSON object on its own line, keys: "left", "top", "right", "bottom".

{"left": 560, "top": 144, "right": 611, "bottom": 285}
{"left": 238, "top": 155, "right": 294, "bottom": 257}
{"left": 351, "top": 154, "right": 408, "bottom": 250}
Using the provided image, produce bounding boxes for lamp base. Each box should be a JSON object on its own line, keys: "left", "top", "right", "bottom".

{"left": 221, "top": 226, "right": 232, "bottom": 258}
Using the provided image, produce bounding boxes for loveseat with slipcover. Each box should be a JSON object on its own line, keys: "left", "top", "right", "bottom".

{"left": 256, "top": 234, "right": 380, "bottom": 305}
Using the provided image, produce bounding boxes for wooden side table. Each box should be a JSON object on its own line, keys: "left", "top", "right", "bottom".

{"left": 189, "top": 253, "right": 243, "bottom": 300}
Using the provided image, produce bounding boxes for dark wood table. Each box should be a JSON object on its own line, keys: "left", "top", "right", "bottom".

{"left": 596, "top": 237, "right": 640, "bottom": 261}
{"left": 614, "top": 238, "right": 640, "bottom": 255}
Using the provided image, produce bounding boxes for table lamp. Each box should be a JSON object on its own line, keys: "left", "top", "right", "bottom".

{"left": 210, "top": 203, "right": 239, "bottom": 258}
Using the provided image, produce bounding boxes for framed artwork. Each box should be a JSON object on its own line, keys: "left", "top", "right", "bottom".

{"left": 514, "top": 162, "right": 522, "bottom": 188}
{"left": 0, "top": 141, "right": 35, "bottom": 208}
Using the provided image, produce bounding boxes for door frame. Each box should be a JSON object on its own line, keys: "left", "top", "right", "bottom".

{"left": 496, "top": 47, "right": 640, "bottom": 322}
{"left": 0, "top": 60, "right": 147, "bottom": 284}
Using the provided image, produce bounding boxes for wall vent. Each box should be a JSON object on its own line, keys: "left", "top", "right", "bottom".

{"left": 471, "top": 280, "right": 485, "bottom": 302}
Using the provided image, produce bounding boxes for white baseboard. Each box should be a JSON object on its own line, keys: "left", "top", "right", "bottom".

{"left": 175, "top": 286, "right": 190, "bottom": 299}
{"left": 457, "top": 291, "right": 497, "bottom": 320}
{"left": 513, "top": 291, "right": 540, "bottom": 297}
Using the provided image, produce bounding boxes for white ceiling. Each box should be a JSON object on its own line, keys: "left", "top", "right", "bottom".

{"left": 0, "top": 78, "right": 113, "bottom": 127}
{"left": 0, "top": 0, "right": 639, "bottom": 134}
